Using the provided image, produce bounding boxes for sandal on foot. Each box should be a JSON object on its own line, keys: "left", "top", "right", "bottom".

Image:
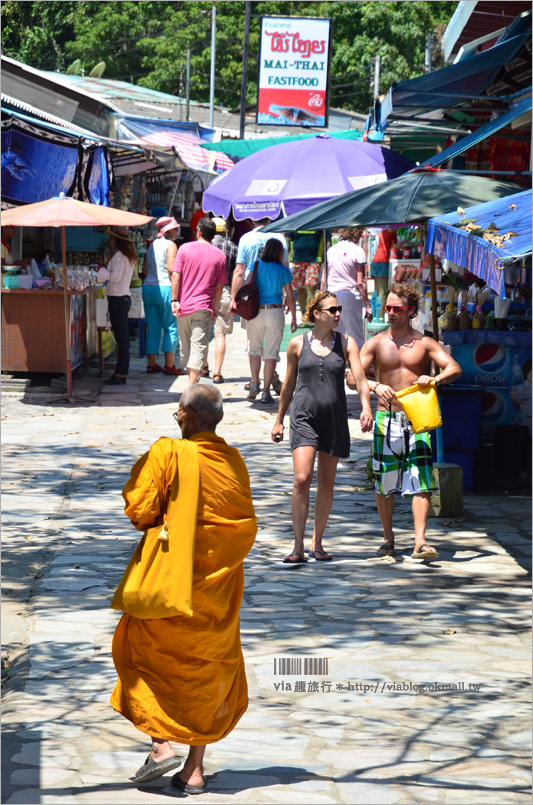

{"left": 133, "top": 754, "right": 182, "bottom": 783}
{"left": 377, "top": 543, "right": 395, "bottom": 556}
{"left": 213, "top": 373, "right": 224, "bottom": 384}
{"left": 308, "top": 549, "right": 332, "bottom": 561}
{"left": 171, "top": 773, "right": 206, "bottom": 794}
{"left": 411, "top": 545, "right": 439, "bottom": 560}
{"left": 201, "top": 366, "right": 210, "bottom": 377}
{"left": 146, "top": 364, "right": 163, "bottom": 374}
{"left": 282, "top": 552, "right": 307, "bottom": 564}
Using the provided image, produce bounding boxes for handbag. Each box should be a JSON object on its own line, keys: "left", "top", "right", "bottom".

{"left": 111, "top": 439, "right": 199, "bottom": 619}
{"left": 233, "top": 260, "right": 259, "bottom": 321}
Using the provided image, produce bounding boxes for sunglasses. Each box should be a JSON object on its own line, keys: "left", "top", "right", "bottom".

{"left": 318, "top": 305, "right": 343, "bottom": 314}
{"left": 384, "top": 304, "right": 410, "bottom": 313}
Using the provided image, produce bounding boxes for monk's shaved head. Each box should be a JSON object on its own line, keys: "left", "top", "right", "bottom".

{"left": 180, "top": 384, "right": 223, "bottom": 431}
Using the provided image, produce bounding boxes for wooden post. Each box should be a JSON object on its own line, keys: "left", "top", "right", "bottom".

{"left": 61, "top": 226, "right": 74, "bottom": 400}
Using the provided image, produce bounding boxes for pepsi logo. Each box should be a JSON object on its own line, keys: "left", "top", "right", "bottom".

{"left": 483, "top": 391, "right": 505, "bottom": 423}
{"left": 474, "top": 344, "right": 506, "bottom": 373}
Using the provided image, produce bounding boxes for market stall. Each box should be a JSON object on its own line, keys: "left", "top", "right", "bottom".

{"left": 1, "top": 195, "right": 153, "bottom": 399}
{"left": 425, "top": 190, "right": 532, "bottom": 490}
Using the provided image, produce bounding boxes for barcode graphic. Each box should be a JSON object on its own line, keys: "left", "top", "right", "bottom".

{"left": 273, "top": 657, "right": 329, "bottom": 676}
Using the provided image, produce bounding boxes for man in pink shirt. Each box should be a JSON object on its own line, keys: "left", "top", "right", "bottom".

{"left": 171, "top": 218, "right": 227, "bottom": 385}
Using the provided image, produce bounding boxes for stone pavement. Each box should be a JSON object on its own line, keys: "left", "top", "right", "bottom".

{"left": 1, "top": 323, "right": 531, "bottom": 805}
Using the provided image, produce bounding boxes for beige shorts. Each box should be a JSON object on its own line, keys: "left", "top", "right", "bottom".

{"left": 214, "top": 286, "right": 234, "bottom": 335}
{"left": 177, "top": 309, "right": 212, "bottom": 371}
{"left": 247, "top": 307, "right": 285, "bottom": 360}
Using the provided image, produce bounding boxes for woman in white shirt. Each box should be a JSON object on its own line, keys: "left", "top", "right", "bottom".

{"left": 98, "top": 227, "right": 136, "bottom": 385}
{"left": 326, "top": 227, "right": 372, "bottom": 350}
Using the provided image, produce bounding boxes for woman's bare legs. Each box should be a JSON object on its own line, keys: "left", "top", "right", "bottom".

{"left": 290, "top": 446, "right": 317, "bottom": 558}
{"left": 311, "top": 451, "right": 339, "bottom": 554}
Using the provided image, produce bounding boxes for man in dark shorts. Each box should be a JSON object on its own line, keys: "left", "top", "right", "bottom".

{"left": 357, "top": 283, "right": 462, "bottom": 560}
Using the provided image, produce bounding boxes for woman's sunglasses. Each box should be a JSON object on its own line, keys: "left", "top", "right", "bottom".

{"left": 319, "top": 305, "right": 343, "bottom": 314}
{"left": 384, "top": 304, "right": 410, "bottom": 313}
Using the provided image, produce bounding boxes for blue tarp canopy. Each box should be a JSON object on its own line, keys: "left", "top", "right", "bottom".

{"left": 423, "top": 97, "right": 532, "bottom": 167}
{"left": 425, "top": 189, "right": 532, "bottom": 297}
{"left": 1, "top": 111, "right": 110, "bottom": 206}
{"left": 379, "top": 31, "right": 531, "bottom": 123}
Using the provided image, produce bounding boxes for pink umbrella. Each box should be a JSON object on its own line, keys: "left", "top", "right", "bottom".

{"left": 3, "top": 194, "right": 153, "bottom": 399}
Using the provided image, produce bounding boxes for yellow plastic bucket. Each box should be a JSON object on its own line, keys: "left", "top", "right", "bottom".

{"left": 396, "top": 382, "right": 442, "bottom": 433}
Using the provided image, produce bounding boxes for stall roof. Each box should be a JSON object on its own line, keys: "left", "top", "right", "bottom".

{"left": 442, "top": 2, "right": 533, "bottom": 62}
{"left": 379, "top": 30, "right": 531, "bottom": 123}
{"left": 423, "top": 96, "right": 532, "bottom": 167}
{"left": 117, "top": 116, "right": 233, "bottom": 173}
{"left": 425, "top": 189, "right": 532, "bottom": 297}
{"left": 199, "top": 129, "right": 362, "bottom": 160}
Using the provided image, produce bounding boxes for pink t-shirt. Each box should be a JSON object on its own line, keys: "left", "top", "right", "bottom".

{"left": 326, "top": 240, "right": 366, "bottom": 293}
{"left": 173, "top": 241, "right": 227, "bottom": 316}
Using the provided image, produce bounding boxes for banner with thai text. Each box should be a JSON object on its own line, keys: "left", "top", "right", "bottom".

{"left": 257, "top": 16, "right": 331, "bottom": 127}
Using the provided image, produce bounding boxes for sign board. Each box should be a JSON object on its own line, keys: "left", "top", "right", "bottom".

{"left": 257, "top": 16, "right": 331, "bottom": 127}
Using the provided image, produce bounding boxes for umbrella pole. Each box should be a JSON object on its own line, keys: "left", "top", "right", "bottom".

{"left": 428, "top": 247, "right": 445, "bottom": 462}
{"left": 322, "top": 229, "right": 328, "bottom": 289}
{"left": 61, "top": 227, "right": 74, "bottom": 401}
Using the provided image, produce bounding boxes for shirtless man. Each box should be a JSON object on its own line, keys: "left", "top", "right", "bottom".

{"left": 356, "top": 283, "right": 462, "bottom": 560}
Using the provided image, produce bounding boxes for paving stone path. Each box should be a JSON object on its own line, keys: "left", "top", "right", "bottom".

{"left": 2, "top": 324, "right": 531, "bottom": 804}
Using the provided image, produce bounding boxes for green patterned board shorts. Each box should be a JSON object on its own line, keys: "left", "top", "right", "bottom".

{"left": 373, "top": 410, "right": 437, "bottom": 498}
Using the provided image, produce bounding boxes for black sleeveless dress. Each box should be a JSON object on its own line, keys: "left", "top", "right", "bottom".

{"left": 289, "top": 332, "right": 350, "bottom": 458}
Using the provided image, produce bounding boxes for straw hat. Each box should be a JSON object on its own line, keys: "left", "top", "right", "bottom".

{"left": 212, "top": 217, "right": 226, "bottom": 234}
{"left": 108, "top": 226, "right": 133, "bottom": 243}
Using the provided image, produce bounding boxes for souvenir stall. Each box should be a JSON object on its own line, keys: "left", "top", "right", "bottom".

{"left": 425, "top": 190, "right": 532, "bottom": 490}
{"left": 1, "top": 195, "right": 153, "bottom": 399}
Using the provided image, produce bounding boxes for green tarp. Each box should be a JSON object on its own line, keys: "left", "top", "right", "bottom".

{"left": 200, "top": 129, "right": 362, "bottom": 159}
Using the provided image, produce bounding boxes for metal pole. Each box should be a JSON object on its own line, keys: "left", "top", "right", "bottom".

{"left": 425, "top": 33, "right": 432, "bottom": 73}
{"left": 239, "top": 1, "right": 251, "bottom": 139}
{"left": 209, "top": 7, "right": 216, "bottom": 129}
{"left": 373, "top": 55, "right": 381, "bottom": 101}
{"left": 186, "top": 48, "right": 191, "bottom": 122}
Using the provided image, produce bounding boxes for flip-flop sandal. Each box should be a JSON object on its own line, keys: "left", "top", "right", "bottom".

{"left": 282, "top": 552, "right": 307, "bottom": 564}
{"left": 377, "top": 543, "right": 395, "bottom": 556}
{"left": 411, "top": 545, "right": 439, "bottom": 560}
{"left": 171, "top": 773, "right": 206, "bottom": 795}
{"left": 213, "top": 373, "right": 224, "bottom": 384}
{"left": 133, "top": 754, "right": 182, "bottom": 783}
{"left": 308, "top": 550, "right": 332, "bottom": 561}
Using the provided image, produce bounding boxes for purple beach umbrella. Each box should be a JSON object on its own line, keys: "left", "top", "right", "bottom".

{"left": 202, "top": 133, "right": 414, "bottom": 222}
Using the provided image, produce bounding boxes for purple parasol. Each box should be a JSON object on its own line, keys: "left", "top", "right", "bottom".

{"left": 202, "top": 133, "right": 414, "bottom": 222}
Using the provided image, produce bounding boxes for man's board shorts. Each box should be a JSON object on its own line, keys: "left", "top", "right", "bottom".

{"left": 292, "top": 261, "right": 321, "bottom": 290}
{"left": 372, "top": 410, "right": 437, "bottom": 497}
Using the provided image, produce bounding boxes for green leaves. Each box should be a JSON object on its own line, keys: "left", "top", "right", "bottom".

{"left": 2, "top": 1, "right": 457, "bottom": 113}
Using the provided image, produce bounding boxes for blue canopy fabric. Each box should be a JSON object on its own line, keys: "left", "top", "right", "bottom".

{"left": 425, "top": 190, "right": 532, "bottom": 297}
{"left": 380, "top": 31, "right": 531, "bottom": 122}
{"left": 1, "top": 114, "right": 110, "bottom": 206}
{"left": 423, "top": 97, "right": 532, "bottom": 167}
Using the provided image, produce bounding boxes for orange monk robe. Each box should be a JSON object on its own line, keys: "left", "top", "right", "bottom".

{"left": 110, "top": 431, "right": 257, "bottom": 745}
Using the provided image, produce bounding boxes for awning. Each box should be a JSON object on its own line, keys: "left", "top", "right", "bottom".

{"left": 200, "top": 129, "right": 362, "bottom": 161}
{"left": 1, "top": 112, "right": 110, "bottom": 206}
{"left": 379, "top": 30, "right": 531, "bottom": 122}
{"left": 425, "top": 189, "right": 532, "bottom": 296}
{"left": 117, "top": 116, "right": 234, "bottom": 174}
{"left": 423, "top": 96, "right": 532, "bottom": 167}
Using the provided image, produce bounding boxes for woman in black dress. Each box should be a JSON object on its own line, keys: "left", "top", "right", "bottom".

{"left": 272, "top": 291, "right": 373, "bottom": 563}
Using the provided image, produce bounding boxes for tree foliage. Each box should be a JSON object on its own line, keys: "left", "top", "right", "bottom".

{"left": 1, "top": 1, "right": 456, "bottom": 113}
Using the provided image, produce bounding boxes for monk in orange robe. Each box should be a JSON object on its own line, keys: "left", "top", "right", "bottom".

{"left": 110, "top": 384, "right": 257, "bottom": 793}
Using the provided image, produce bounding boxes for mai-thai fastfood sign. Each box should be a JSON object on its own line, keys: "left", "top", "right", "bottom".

{"left": 257, "top": 16, "right": 332, "bottom": 128}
